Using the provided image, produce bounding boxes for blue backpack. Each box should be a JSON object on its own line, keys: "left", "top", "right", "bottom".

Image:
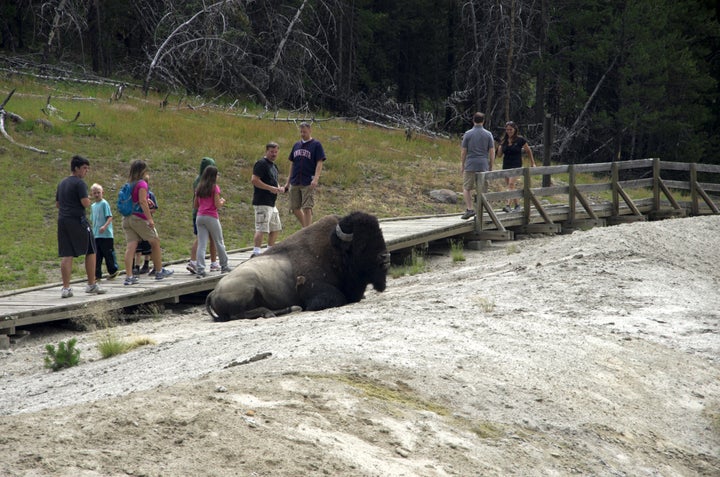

{"left": 117, "top": 181, "right": 141, "bottom": 216}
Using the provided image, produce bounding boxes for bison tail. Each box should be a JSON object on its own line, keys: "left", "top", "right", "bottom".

{"left": 205, "top": 293, "right": 226, "bottom": 321}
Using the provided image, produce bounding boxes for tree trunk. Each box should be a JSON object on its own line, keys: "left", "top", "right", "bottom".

{"left": 534, "top": 0, "right": 548, "bottom": 123}
{"left": 43, "top": 0, "right": 69, "bottom": 62}
{"left": 503, "top": 0, "right": 516, "bottom": 123}
{"left": 88, "top": 0, "right": 104, "bottom": 74}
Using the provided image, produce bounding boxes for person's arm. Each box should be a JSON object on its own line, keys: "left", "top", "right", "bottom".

{"left": 495, "top": 143, "right": 503, "bottom": 160}
{"left": 523, "top": 142, "right": 536, "bottom": 166}
{"left": 251, "top": 175, "right": 282, "bottom": 195}
{"left": 310, "top": 160, "right": 323, "bottom": 188}
{"left": 213, "top": 188, "right": 226, "bottom": 209}
{"left": 137, "top": 187, "right": 154, "bottom": 228}
{"left": 460, "top": 147, "right": 467, "bottom": 173}
{"left": 99, "top": 215, "right": 113, "bottom": 234}
{"left": 81, "top": 196, "right": 91, "bottom": 208}
{"left": 285, "top": 157, "right": 293, "bottom": 190}
{"left": 488, "top": 143, "right": 495, "bottom": 172}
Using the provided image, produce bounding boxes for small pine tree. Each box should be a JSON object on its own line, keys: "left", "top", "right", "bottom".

{"left": 44, "top": 338, "right": 81, "bottom": 371}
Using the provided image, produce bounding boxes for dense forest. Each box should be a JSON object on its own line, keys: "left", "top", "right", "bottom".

{"left": 1, "top": 0, "right": 719, "bottom": 164}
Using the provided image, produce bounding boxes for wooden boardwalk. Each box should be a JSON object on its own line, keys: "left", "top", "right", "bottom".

{"left": 1, "top": 158, "right": 718, "bottom": 346}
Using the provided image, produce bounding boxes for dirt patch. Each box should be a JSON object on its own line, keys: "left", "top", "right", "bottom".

{"left": 1, "top": 216, "right": 719, "bottom": 476}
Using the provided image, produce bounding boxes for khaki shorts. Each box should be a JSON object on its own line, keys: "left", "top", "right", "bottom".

{"left": 289, "top": 185, "right": 315, "bottom": 210}
{"left": 254, "top": 205, "right": 282, "bottom": 233}
{"left": 463, "top": 171, "right": 481, "bottom": 191}
{"left": 122, "top": 214, "right": 159, "bottom": 243}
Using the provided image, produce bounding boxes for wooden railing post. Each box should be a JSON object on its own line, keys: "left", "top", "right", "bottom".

{"left": 653, "top": 157, "right": 661, "bottom": 212}
{"left": 611, "top": 162, "right": 619, "bottom": 216}
{"left": 523, "top": 166, "right": 532, "bottom": 223}
{"left": 568, "top": 164, "right": 576, "bottom": 223}
{"left": 542, "top": 113, "right": 552, "bottom": 187}
{"left": 690, "top": 162, "right": 699, "bottom": 216}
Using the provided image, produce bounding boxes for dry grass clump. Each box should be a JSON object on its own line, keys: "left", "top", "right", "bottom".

{"left": 97, "top": 333, "right": 156, "bottom": 359}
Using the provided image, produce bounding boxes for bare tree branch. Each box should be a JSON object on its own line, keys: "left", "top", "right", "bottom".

{"left": 558, "top": 56, "right": 618, "bottom": 157}
{"left": 142, "top": 0, "right": 237, "bottom": 95}
{"left": 0, "top": 89, "right": 48, "bottom": 154}
{"left": 268, "top": 0, "right": 309, "bottom": 73}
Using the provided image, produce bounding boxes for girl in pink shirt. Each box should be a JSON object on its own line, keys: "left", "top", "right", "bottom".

{"left": 193, "top": 166, "right": 231, "bottom": 277}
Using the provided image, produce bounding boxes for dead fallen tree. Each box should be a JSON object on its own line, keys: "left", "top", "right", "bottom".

{"left": 41, "top": 95, "right": 94, "bottom": 128}
{"left": 0, "top": 89, "right": 48, "bottom": 154}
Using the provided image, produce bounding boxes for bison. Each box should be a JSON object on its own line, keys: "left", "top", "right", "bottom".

{"left": 205, "top": 211, "right": 390, "bottom": 321}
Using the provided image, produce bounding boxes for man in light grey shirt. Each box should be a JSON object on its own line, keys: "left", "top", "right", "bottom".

{"left": 460, "top": 112, "right": 495, "bottom": 219}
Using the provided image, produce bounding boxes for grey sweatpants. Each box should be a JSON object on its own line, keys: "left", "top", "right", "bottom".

{"left": 196, "top": 215, "right": 229, "bottom": 273}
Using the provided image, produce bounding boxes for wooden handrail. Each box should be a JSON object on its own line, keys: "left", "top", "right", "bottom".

{"left": 473, "top": 158, "right": 719, "bottom": 223}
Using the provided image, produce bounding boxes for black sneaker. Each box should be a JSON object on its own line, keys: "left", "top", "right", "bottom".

{"left": 460, "top": 209, "right": 475, "bottom": 220}
{"left": 138, "top": 263, "right": 150, "bottom": 274}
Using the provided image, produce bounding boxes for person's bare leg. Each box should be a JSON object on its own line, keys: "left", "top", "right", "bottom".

{"left": 268, "top": 230, "right": 279, "bottom": 246}
{"left": 60, "top": 256, "right": 73, "bottom": 288}
{"left": 190, "top": 237, "right": 198, "bottom": 261}
{"left": 125, "top": 241, "right": 138, "bottom": 276}
{"left": 85, "top": 254, "right": 97, "bottom": 286}
{"left": 254, "top": 231, "right": 264, "bottom": 248}
{"left": 463, "top": 189, "right": 474, "bottom": 211}
{"left": 301, "top": 208, "right": 313, "bottom": 227}
{"left": 149, "top": 238, "right": 162, "bottom": 271}
{"left": 508, "top": 178, "right": 518, "bottom": 207}
{"left": 293, "top": 208, "right": 305, "bottom": 227}
{"left": 209, "top": 236, "right": 218, "bottom": 263}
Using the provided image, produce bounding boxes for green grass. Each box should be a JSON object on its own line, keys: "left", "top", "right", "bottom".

{"left": 390, "top": 249, "right": 427, "bottom": 278}
{"left": 0, "top": 76, "right": 464, "bottom": 289}
{"left": 450, "top": 239, "right": 466, "bottom": 262}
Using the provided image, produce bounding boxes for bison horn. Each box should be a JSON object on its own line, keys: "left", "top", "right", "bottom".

{"left": 335, "top": 223, "right": 353, "bottom": 242}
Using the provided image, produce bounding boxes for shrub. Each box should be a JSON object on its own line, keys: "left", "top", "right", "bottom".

{"left": 44, "top": 338, "right": 81, "bottom": 371}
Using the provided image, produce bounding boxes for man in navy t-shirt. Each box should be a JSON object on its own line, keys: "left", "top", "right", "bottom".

{"left": 288, "top": 122, "right": 326, "bottom": 227}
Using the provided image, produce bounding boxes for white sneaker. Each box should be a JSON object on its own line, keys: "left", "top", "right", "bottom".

{"left": 210, "top": 262, "right": 221, "bottom": 272}
{"left": 85, "top": 283, "right": 107, "bottom": 295}
{"left": 61, "top": 287, "right": 73, "bottom": 298}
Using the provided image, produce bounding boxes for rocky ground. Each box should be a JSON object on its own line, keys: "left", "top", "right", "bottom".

{"left": 1, "top": 215, "right": 719, "bottom": 476}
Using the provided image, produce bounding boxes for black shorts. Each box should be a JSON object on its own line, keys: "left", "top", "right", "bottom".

{"left": 58, "top": 216, "right": 96, "bottom": 257}
{"left": 137, "top": 240, "right": 152, "bottom": 255}
{"left": 503, "top": 158, "right": 522, "bottom": 170}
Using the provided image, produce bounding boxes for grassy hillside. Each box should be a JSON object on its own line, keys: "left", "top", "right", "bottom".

{"left": 0, "top": 76, "right": 464, "bottom": 289}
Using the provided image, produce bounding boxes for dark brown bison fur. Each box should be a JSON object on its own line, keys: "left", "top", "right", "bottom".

{"left": 205, "top": 211, "right": 389, "bottom": 321}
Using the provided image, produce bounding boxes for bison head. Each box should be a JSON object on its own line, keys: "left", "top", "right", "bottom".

{"left": 330, "top": 211, "right": 389, "bottom": 302}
